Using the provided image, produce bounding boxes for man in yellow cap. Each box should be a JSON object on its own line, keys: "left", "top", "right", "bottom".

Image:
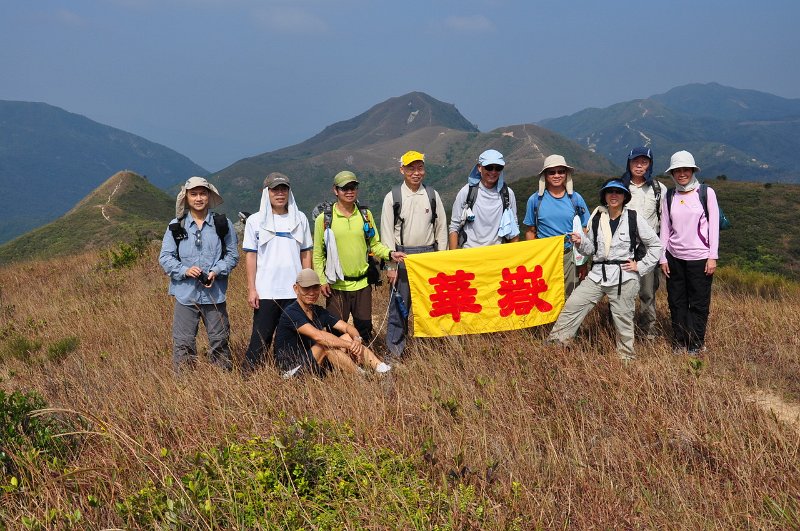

{"left": 313, "top": 171, "right": 406, "bottom": 345}
{"left": 379, "top": 151, "right": 448, "bottom": 359}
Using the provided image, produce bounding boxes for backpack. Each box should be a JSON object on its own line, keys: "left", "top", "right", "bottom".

{"left": 169, "top": 212, "right": 230, "bottom": 262}
{"left": 457, "top": 182, "right": 510, "bottom": 247}
{"left": 391, "top": 183, "right": 438, "bottom": 247}
{"left": 591, "top": 209, "right": 646, "bottom": 261}
{"left": 529, "top": 191, "right": 586, "bottom": 231}
{"left": 666, "top": 184, "right": 731, "bottom": 230}
{"left": 313, "top": 201, "right": 382, "bottom": 286}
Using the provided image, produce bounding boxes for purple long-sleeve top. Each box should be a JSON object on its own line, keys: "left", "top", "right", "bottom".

{"left": 659, "top": 187, "right": 719, "bottom": 263}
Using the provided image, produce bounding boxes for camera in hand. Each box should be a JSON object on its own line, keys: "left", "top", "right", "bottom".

{"left": 197, "top": 271, "right": 211, "bottom": 286}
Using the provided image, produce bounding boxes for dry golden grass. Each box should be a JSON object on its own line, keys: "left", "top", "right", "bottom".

{"left": 1, "top": 243, "right": 799, "bottom": 528}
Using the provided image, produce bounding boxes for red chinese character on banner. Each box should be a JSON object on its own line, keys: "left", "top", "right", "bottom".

{"left": 428, "top": 270, "right": 482, "bottom": 322}
{"left": 496, "top": 264, "right": 553, "bottom": 317}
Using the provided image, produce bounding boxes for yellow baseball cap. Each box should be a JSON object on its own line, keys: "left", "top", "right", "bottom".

{"left": 400, "top": 150, "right": 425, "bottom": 166}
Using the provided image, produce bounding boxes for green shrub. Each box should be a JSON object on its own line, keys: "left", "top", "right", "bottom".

{"left": 0, "top": 390, "right": 79, "bottom": 478}
{"left": 0, "top": 334, "right": 42, "bottom": 362}
{"left": 100, "top": 234, "right": 150, "bottom": 270}
{"left": 46, "top": 336, "right": 80, "bottom": 363}
{"left": 116, "top": 417, "right": 481, "bottom": 529}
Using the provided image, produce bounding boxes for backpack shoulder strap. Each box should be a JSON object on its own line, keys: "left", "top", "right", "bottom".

{"left": 499, "top": 183, "right": 510, "bottom": 211}
{"left": 532, "top": 192, "right": 544, "bottom": 227}
{"left": 698, "top": 184, "right": 710, "bottom": 221}
{"left": 652, "top": 181, "right": 662, "bottom": 225}
{"left": 627, "top": 209, "right": 638, "bottom": 255}
{"left": 391, "top": 184, "right": 403, "bottom": 227}
{"left": 423, "top": 184, "right": 438, "bottom": 224}
{"left": 666, "top": 188, "right": 676, "bottom": 223}
{"left": 591, "top": 212, "right": 601, "bottom": 254}
{"left": 568, "top": 192, "right": 586, "bottom": 218}
{"left": 464, "top": 183, "right": 479, "bottom": 211}
{"left": 213, "top": 212, "right": 229, "bottom": 260}
{"left": 324, "top": 203, "right": 333, "bottom": 231}
{"left": 169, "top": 214, "right": 188, "bottom": 262}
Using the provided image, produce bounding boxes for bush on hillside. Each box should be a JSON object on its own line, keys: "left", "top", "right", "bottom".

{"left": 0, "top": 390, "right": 80, "bottom": 479}
{"left": 116, "top": 417, "right": 486, "bottom": 529}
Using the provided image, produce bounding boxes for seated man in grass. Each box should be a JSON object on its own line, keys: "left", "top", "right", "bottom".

{"left": 274, "top": 269, "right": 392, "bottom": 378}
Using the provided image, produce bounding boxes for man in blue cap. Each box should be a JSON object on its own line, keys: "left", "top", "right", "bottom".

{"left": 620, "top": 147, "right": 666, "bottom": 339}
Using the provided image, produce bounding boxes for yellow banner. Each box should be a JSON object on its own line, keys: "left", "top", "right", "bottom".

{"left": 405, "top": 237, "right": 565, "bottom": 337}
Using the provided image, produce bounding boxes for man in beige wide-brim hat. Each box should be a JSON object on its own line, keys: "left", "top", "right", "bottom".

{"left": 523, "top": 155, "right": 590, "bottom": 298}
{"left": 159, "top": 176, "right": 239, "bottom": 373}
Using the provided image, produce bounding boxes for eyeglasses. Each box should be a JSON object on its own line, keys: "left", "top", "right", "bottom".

{"left": 546, "top": 169, "right": 567, "bottom": 176}
{"left": 483, "top": 164, "right": 504, "bottom": 172}
{"left": 269, "top": 185, "right": 289, "bottom": 193}
{"left": 337, "top": 184, "right": 358, "bottom": 192}
{"left": 605, "top": 189, "right": 626, "bottom": 195}
{"left": 404, "top": 164, "right": 425, "bottom": 174}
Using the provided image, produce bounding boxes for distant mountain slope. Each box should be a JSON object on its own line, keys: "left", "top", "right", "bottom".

{"left": 541, "top": 83, "right": 800, "bottom": 183}
{"left": 211, "top": 93, "right": 617, "bottom": 221}
{"left": 0, "top": 100, "right": 206, "bottom": 243}
{"left": 0, "top": 171, "right": 173, "bottom": 265}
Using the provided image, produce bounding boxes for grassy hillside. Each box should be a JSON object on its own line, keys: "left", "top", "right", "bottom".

{"left": 510, "top": 175, "right": 800, "bottom": 280}
{"left": 0, "top": 171, "right": 173, "bottom": 265}
{"left": 0, "top": 248, "right": 798, "bottom": 527}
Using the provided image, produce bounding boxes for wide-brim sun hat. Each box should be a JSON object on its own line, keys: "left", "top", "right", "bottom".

{"left": 176, "top": 176, "right": 223, "bottom": 218}
{"left": 599, "top": 178, "right": 632, "bottom": 206}
{"left": 665, "top": 150, "right": 700, "bottom": 174}
{"left": 538, "top": 154, "right": 575, "bottom": 195}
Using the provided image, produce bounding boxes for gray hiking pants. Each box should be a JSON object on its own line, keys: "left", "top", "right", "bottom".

{"left": 386, "top": 244, "right": 435, "bottom": 359}
{"left": 548, "top": 278, "right": 639, "bottom": 358}
{"left": 172, "top": 301, "right": 232, "bottom": 372}
{"left": 637, "top": 268, "right": 660, "bottom": 335}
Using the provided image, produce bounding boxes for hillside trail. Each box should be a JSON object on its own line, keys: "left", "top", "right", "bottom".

{"left": 747, "top": 390, "right": 800, "bottom": 436}
{"left": 99, "top": 179, "right": 123, "bottom": 222}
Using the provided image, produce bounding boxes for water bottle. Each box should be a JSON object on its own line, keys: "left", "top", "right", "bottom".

{"left": 394, "top": 291, "right": 409, "bottom": 319}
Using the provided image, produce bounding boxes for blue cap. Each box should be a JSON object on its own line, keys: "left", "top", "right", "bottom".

{"left": 599, "top": 179, "right": 632, "bottom": 206}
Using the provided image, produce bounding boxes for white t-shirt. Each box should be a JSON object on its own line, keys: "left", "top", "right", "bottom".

{"left": 242, "top": 212, "right": 313, "bottom": 300}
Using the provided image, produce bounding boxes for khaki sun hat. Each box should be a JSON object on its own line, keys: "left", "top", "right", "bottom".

{"left": 538, "top": 154, "right": 575, "bottom": 195}
{"left": 175, "top": 176, "right": 223, "bottom": 218}
{"left": 665, "top": 150, "right": 700, "bottom": 174}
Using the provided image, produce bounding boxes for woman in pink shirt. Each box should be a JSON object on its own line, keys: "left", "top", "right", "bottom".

{"left": 660, "top": 151, "right": 719, "bottom": 356}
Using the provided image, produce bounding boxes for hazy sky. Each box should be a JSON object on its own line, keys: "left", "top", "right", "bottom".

{"left": 2, "top": 0, "right": 798, "bottom": 171}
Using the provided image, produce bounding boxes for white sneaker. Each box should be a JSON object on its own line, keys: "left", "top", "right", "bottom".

{"left": 375, "top": 362, "right": 392, "bottom": 374}
{"left": 281, "top": 365, "right": 302, "bottom": 379}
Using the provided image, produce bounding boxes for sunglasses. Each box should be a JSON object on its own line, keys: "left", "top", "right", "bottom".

{"left": 337, "top": 184, "right": 359, "bottom": 192}
{"left": 605, "top": 189, "right": 626, "bottom": 195}
{"left": 546, "top": 169, "right": 567, "bottom": 176}
{"left": 483, "top": 164, "right": 504, "bottom": 172}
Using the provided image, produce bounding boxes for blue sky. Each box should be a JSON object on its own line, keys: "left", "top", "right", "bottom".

{"left": 2, "top": 0, "right": 798, "bottom": 171}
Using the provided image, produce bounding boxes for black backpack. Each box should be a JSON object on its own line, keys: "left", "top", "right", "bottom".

{"left": 529, "top": 190, "right": 586, "bottom": 230}
{"left": 391, "top": 183, "right": 438, "bottom": 247}
{"left": 591, "top": 209, "right": 646, "bottom": 261}
{"left": 169, "top": 212, "right": 230, "bottom": 262}
{"left": 456, "top": 182, "right": 510, "bottom": 247}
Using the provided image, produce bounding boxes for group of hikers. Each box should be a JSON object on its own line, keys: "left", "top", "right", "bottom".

{"left": 158, "top": 147, "right": 720, "bottom": 376}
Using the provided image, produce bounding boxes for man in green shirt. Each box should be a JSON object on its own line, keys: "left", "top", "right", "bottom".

{"left": 313, "top": 171, "right": 406, "bottom": 343}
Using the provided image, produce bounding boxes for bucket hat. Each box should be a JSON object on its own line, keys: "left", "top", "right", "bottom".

{"left": 665, "top": 150, "right": 700, "bottom": 174}
{"left": 176, "top": 176, "right": 223, "bottom": 218}
{"left": 538, "top": 154, "right": 575, "bottom": 195}
{"left": 599, "top": 179, "right": 632, "bottom": 206}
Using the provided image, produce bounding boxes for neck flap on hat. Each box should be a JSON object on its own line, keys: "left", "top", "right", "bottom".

{"left": 468, "top": 164, "right": 505, "bottom": 191}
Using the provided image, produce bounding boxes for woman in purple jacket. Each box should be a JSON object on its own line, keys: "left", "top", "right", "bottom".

{"left": 659, "top": 151, "right": 719, "bottom": 356}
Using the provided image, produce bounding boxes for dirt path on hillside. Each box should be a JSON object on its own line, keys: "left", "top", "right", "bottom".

{"left": 747, "top": 390, "right": 800, "bottom": 435}
{"left": 99, "top": 179, "right": 123, "bottom": 222}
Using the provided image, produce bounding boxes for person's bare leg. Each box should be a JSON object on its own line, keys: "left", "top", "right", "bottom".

{"left": 311, "top": 344, "right": 361, "bottom": 374}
